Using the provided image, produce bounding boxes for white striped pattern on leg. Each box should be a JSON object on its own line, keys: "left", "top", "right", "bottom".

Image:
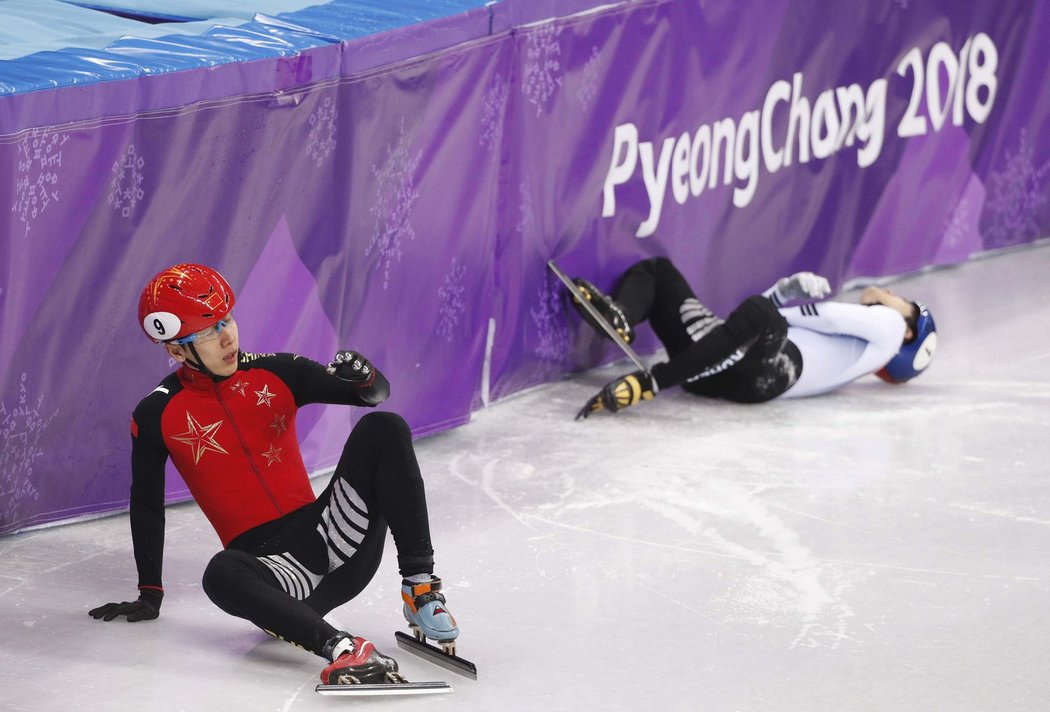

{"left": 258, "top": 552, "right": 323, "bottom": 601}
{"left": 680, "top": 298, "right": 723, "bottom": 342}
{"left": 315, "top": 479, "right": 370, "bottom": 574}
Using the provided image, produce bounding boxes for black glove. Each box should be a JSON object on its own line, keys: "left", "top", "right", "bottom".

{"left": 326, "top": 350, "right": 376, "bottom": 387}
{"left": 89, "top": 588, "right": 163, "bottom": 622}
{"left": 576, "top": 371, "right": 656, "bottom": 420}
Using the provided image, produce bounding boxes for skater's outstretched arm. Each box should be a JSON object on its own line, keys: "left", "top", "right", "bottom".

{"left": 782, "top": 300, "right": 906, "bottom": 345}
{"left": 251, "top": 350, "right": 390, "bottom": 408}
{"left": 89, "top": 389, "right": 170, "bottom": 623}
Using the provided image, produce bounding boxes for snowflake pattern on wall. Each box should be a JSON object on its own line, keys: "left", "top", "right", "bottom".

{"left": 530, "top": 278, "right": 569, "bottom": 363}
{"left": 983, "top": 129, "right": 1050, "bottom": 249}
{"left": 575, "top": 46, "right": 601, "bottom": 110}
{"left": 940, "top": 193, "right": 973, "bottom": 251}
{"left": 107, "top": 144, "right": 146, "bottom": 218}
{"left": 366, "top": 118, "right": 423, "bottom": 289}
{"left": 437, "top": 259, "right": 468, "bottom": 343}
{"left": 10, "top": 129, "right": 69, "bottom": 238}
{"left": 516, "top": 181, "right": 537, "bottom": 239}
{"left": 522, "top": 22, "right": 563, "bottom": 116}
{"left": 479, "top": 74, "right": 510, "bottom": 152}
{"left": 0, "top": 373, "right": 59, "bottom": 527}
{"left": 893, "top": 0, "right": 912, "bottom": 9}
{"left": 307, "top": 96, "right": 338, "bottom": 167}
{"left": 517, "top": 177, "right": 567, "bottom": 360}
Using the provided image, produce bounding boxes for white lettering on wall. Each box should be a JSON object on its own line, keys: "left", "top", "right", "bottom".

{"left": 600, "top": 34, "right": 998, "bottom": 238}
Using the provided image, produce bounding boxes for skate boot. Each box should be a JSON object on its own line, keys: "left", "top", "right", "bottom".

{"left": 570, "top": 278, "right": 635, "bottom": 344}
{"left": 402, "top": 576, "right": 459, "bottom": 655}
{"left": 320, "top": 633, "right": 403, "bottom": 686}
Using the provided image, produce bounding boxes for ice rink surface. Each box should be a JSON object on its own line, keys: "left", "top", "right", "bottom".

{"left": 3, "top": 244, "right": 1049, "bottom": 711}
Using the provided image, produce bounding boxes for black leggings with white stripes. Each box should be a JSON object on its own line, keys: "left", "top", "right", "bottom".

{"left": 201, "top": 411, "right": 434, "bottom": 657}
{"left": 614, "top": 257, "right": 801, "bottom": 403}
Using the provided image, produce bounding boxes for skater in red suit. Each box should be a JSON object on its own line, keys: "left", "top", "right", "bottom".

{"left": 90, "top": 264, "right": 459, "bottom": 686}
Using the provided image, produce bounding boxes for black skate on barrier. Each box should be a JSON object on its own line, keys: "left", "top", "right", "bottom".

{"left": 547, "top": 260, "right": 649, "bottom": 374}
{"left": 571, "top": 278, "right": 635, "bottom": 344}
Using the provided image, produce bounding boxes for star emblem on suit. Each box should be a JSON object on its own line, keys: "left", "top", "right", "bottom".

{"left": 261, "top": 443, "right": 282, "bottom": 466}
{"left": 171, "top": 411, "right": 229, "bottom": 464}
{"left": 254, "top": 384, "right": 276, "bottom": 407}
{"left": 230, "top": 379, "right": 249, "bottom": 397}
{"left": 270, "top": 413, "right": 288, "bottom": 436}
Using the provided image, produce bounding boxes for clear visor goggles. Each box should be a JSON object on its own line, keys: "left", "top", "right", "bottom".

{"left": 173, "top": 314, "right": 236, "bottom": 345}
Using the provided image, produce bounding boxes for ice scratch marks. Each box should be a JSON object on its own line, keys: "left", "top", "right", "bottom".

{"left": 449, "top": 443, "right": 856, "bottom": 648}
{"left": 949, "top": 502, "right": 1050, "bottom": 526}
{"left": 279, "top": 681, "right": 311, "bottom": 712}
{"left": 447, "top": 454, "right": 550, "bottom": 536}
{"left": 447, "top": 453, "right": 575, "bottom": 579}
{"left": 637, "top": 479, "right": 857, "bottom": 649}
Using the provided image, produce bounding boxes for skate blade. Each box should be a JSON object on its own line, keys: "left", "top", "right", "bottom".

{"left": 546, "top": 260, "right": 648, "bottom": 373}
{"left": 395, "top": 631, "right": 478, "bottom": 680}
{"left": 315, "top": 681, "right": 451, "bottom": 696}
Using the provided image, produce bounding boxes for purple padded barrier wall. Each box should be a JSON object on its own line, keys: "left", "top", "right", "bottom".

{"left": 487, "top": 0, "right": 1050, "bottom": 399}
{"left": 0, "top": 31, "right": 509, "bottom": 533}
{"left": 2, "top": 0, "right": 1049, "bottom": 534}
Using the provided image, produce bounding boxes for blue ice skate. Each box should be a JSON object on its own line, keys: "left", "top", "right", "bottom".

{"left": 402, "top": 576, "right": 459, "bottom": 655}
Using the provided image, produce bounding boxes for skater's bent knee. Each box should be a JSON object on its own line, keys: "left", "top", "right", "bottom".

{"left": 632, "top": 256, "right": 674, "bottom": 277}
{"left": 355, "top": 411, "right": 410, "bottom": 438}
{"left": 202, "top": 549, "right": 269, "bottom": 589}
{"left": 725, "top": 295, "right": 785, "bottom": 339}
{"left": 202, "top": 550, "right": 243, "bottom": 598}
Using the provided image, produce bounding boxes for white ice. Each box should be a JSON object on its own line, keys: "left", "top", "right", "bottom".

{"left": 2, "top": 243, "right": 1049, "bottom": 711}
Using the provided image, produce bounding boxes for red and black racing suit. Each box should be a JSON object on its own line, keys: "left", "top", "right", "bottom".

{"left": 129, "top": 351, "right": 434, "bottom": 656}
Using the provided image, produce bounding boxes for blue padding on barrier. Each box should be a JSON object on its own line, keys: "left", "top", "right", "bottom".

{"left": 261, "top": 0, "right": 488, "bottom": 40}
{"left": 0, "top": 0, "right": 494, "bottom": 95}
{"left": 0, "top": 0, "right": 197, "bottom": 60}
{"left": 62, "top": 1, "right": 321, "bottom": 22}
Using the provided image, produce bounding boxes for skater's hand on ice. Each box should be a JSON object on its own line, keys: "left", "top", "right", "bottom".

{"left": 89, "top": 589, "right": 162, "bottom": 622}
{"left": 576, "top": 371, "right": 655, "bottom": 420}
{"left": 327, "top": 350, "right": 376, "bottom": 387}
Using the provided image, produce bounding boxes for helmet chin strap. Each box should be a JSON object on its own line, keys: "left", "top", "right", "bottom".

{"left": 183, "top": 342, "right": 225, "bottom": 381}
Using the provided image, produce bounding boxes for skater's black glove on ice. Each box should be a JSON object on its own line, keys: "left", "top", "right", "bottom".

{"left": 576, "top": 371, "right": 655, "bottom": 420}
{"left": 327, "top": 350, "right": 376, "bottom": 387}
{"left": 89, "top": 588, "right": 162, "bottom": 622}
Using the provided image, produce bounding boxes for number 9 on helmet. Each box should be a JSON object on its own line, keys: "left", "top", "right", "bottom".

{"left": 876, "top": 303, "right": 936, "bottom": 383}
{"left": 138, "top": 264, "right": 236, "bottom": 343}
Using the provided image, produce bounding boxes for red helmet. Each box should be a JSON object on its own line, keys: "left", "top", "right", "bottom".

{"left": 138, "top": 264, "right": 235, "bottom": 343}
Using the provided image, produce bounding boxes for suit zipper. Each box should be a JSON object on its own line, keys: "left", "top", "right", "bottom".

{"left": 214, "top": 381, "right": 284, "bottom": 516}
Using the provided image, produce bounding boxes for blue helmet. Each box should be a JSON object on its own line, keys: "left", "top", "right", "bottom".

{"left": 876, "top": 303, "right": 937, "bottom": 383}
